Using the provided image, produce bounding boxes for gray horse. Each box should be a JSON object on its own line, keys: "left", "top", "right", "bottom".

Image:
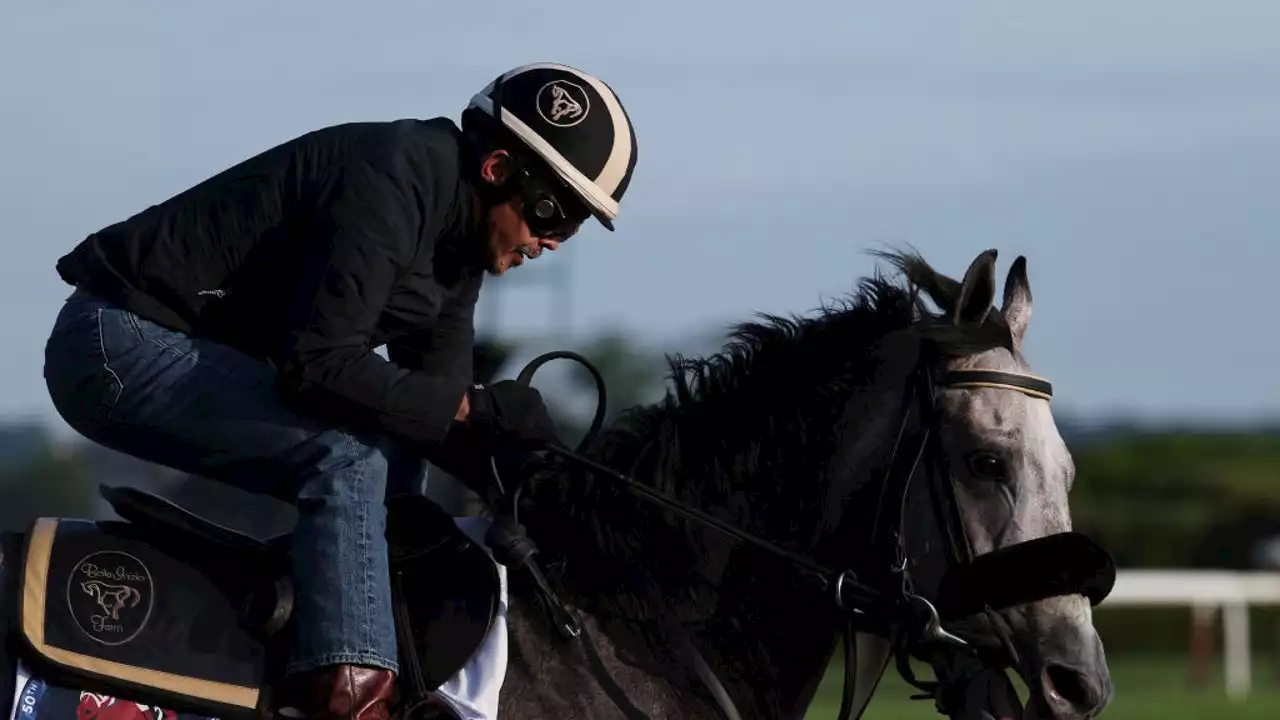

{"left": 485, "top": 248, "right": 1112, "bottom": 720}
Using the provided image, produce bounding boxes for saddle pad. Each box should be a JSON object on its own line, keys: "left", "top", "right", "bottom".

{"left": 5, "top": 516, "right": 510, "bottom": 720}
{"left": 17, "top": 518, "right": 265, "bottom": 719}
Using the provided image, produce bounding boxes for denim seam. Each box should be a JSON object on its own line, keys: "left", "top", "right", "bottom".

{"left": 94, "top": 308, "right": 124, "bottom": 411}
{"left": 112, "top": 308, "right": 207, "bottom": 367}
{"left": 348, "top": 433, "right": 378, "bottom": 657}
{"left": 288, "top": 435, "right": 397, "bottom": 675}
{"left": 121, "top": 310, "right": 145, "bottom": 341}
{"left": 147, "top": 335, "right": 195, "bottom": 357}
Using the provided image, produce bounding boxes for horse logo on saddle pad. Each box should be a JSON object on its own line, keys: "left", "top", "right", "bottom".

{"left": 68, "top": 552, "right": 154, "bottom": 646}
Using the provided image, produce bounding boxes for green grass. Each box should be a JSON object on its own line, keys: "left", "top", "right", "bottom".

{"left": 805, "top": 655, "right": 1280, "bottom": 719}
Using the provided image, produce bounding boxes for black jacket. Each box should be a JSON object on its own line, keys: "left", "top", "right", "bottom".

{"left": 56, "top": 118, "right": 489, "bottom": 452}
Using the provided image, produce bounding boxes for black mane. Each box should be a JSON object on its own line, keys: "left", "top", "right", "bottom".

{"left": 521, "top": 266, "right": 925, "bottom": 628}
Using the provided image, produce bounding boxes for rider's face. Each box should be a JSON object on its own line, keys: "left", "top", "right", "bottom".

{"left": 478, "top": 151, "right": 575, "bottom": 276}
{"left": 484, "top": 198, "right": 561, "bottom": 276}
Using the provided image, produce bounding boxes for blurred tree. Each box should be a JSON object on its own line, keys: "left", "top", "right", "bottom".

{"left": 474, "top": 337, "right": 516, "bottom": 385}
{"left": 0, "top": 423, "right": 50, "bottom": 470}
{"left": 566, "top": 332, "right": 670, "bottom": 423}
{"left": 0, "top": 448, "right": 98, "bottom": 532}
{"left": 1191, "top": 511, "right": 1280, "bottom": 570}
{"left": 1068, "top": 430, "right": 1280, "bottom": 568}
{"left": 545, "top": 331, "right": 671, "bottom": 448}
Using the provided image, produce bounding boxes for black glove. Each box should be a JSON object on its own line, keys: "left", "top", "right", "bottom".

{"left": 465, "top": 380, "right": 560, "bottom": 451}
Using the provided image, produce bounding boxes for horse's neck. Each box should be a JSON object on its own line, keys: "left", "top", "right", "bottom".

{"left": 692, "top": 564, "right": 848, "bottom": 718}
{"left": 517, "top": 554, "right": 840, "bottom": 720}
{"left": 502, "top": 589, "right": 729, "bottom": 720}
{"left": 519, "top": 351, "right": 914, "bottom": 717}
{"left": 521, "top": 466, "right": 847, "bottom": 719}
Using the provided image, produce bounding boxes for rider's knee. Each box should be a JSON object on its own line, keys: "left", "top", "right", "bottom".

{"left": 293, "top": 432, "right": 390, "bottom": 504}
{"left": 44, "top": 302, "right": 121, "bottom": 437}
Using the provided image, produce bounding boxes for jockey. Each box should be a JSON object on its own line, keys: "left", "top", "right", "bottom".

{"left": 42, "top": 62, "right": 638, "bottom": 719}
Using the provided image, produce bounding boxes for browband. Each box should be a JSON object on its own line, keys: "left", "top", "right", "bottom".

{"left": 940, "top": 370, "right": 1053, "bottom": 402}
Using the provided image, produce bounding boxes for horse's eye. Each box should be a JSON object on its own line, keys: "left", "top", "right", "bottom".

{"left": 966, "top": 452, "right": 1006, "bottom": 480}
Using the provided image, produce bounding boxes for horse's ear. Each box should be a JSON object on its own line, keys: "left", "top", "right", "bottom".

{"left": 953, "top": 249, "right": 998, "bottom": 326}
{"left": 1001, "top": 255, "right": 1033, "bottom": 348}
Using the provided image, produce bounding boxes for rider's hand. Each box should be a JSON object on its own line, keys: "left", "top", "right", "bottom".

{"left": 465, "top": 380, "right": 560, "bottom": 451}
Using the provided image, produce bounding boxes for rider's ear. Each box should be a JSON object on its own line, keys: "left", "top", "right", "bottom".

{"left": 1000, "top": 256, "right": 1033, "bottom": 349}
{"left": 479, "top": 150, "right": 514, "bottom": 186}
{"left": 953, "top": 249, "right": 998, "bottom": 326}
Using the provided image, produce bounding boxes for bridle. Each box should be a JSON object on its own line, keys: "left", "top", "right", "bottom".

{"left": 478, "top": 348, "right": 1113, "bottom": 720}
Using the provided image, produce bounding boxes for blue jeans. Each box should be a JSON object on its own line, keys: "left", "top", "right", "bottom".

{"left": 43, "top": 289, "right": 426, "bottom": 676}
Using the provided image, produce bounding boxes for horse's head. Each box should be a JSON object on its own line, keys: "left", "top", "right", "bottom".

{"left": 884, "top": 249, "right": 1113, "bottom": 720}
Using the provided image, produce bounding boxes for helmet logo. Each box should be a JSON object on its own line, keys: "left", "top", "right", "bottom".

{"left": 536, "top": 80, "right": 590, "bottom": 128}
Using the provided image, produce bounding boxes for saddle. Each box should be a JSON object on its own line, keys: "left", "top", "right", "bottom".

{"left": 0, "top": 485, "right": 502, "bottom": 719}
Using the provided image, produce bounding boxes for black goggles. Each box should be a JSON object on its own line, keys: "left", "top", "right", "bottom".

{"left": 517, "top": 170, "right": 591, "bottom": 239}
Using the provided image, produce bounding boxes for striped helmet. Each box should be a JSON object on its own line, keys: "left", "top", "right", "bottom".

{"left": 467, "top": 63, "right": 638, "bottom": 231}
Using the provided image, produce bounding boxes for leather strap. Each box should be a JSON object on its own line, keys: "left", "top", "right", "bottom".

{"left": 940, "top": 370, "right": 1052, "bottom": 402}
{"left": 678, "top": 637, "right": 744, "bottom": 720}
{"left": 836, "top": 618, "right": 859, "bottom": 720}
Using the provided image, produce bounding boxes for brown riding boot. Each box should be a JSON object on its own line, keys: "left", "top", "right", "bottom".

{"left": 285, "top": 664, "right": 396, "bottom": 719}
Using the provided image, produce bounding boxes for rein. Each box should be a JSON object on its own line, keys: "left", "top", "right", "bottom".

{"left": 485, "top": 351, "right": 1074, "bottom": 720}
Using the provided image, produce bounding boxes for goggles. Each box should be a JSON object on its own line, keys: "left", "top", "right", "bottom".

{"left": 517, "top": 169, "right": 591, "bottom": 239}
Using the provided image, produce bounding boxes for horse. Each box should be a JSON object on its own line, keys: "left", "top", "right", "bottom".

{"left": 0, "top": 248, "right": 1114, "bottom": 720}
{"left": 485, "top": 247, "right": 1115, "bottom": 720}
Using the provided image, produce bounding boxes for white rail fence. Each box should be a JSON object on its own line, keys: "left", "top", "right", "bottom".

{"left": 1104, "top": 569, "right": 1280, "bottom": 698}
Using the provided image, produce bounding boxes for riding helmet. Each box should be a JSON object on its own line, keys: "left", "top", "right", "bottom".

{"left": 466, "top": 62, "right": 638, "bottom": 231}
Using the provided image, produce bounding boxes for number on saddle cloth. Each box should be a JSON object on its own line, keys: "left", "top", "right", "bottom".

{"left": 0, "top": 487, "right": 504, "bottom": 720}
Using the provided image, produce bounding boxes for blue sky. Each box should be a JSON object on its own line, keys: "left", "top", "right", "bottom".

{"left": 2, "top": 2, "right": 1278, "bottom": 430}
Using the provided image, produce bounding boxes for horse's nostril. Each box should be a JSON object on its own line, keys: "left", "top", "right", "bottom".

{"left": 1043, "top": 663, "right": 1101, "bottom": 712}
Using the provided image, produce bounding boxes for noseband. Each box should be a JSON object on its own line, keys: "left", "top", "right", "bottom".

{"left": 486, "top": 351, "right": 1113, "bottom": 720}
